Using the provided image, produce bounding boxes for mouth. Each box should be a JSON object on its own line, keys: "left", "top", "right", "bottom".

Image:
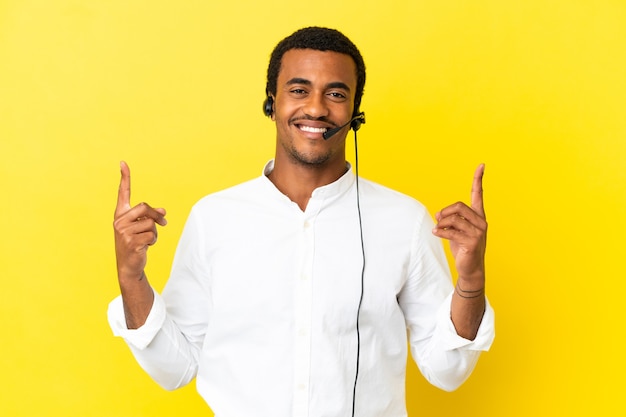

{"left": 297, "top": 125, "right": 328, "bottom": 134}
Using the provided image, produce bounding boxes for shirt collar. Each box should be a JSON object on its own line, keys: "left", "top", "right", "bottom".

{"left": 262, "top": 159, "right": 355, "bottom": 201}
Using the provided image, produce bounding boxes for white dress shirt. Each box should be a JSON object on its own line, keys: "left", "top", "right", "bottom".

{"left": 108, "top": 161, "right": 495, "bottom": 417}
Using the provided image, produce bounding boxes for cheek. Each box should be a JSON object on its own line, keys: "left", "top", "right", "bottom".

{"left": 274, "top": 113, "right": 293, "bottom": 141}
{"left": 274, "top": 104, "right": 296, "bottom": 128}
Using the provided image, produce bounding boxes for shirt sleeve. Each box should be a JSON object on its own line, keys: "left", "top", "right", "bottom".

{"left": 434, "top": 292, "right": 495, "bottom": 352}
{"left": 106, "top": 207, "right": 209, "bottom": 391}
{"left": 399, "top": 209, "right": 495, "bottom": 392}
{"left": 107, "top": 289, "right": 166, "bottom": 350}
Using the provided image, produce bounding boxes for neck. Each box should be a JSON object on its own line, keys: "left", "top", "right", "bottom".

{"left": 268, "top": 159, "right": 348, "bottom": 211}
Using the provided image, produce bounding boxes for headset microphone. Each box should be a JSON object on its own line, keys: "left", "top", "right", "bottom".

{"left": 322, "top": 112, "right": 366, "bottom": 140}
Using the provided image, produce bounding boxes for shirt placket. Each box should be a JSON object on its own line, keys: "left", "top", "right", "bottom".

{"left": 292, "top": 205, "right": 319, "bottom": 417}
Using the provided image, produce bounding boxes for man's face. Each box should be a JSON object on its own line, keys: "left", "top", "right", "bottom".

{"left": 272, "top": 48, "right": 357, "bottom": 168}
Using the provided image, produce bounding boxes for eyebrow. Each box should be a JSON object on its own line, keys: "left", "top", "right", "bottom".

{"left": 285, "top": 78, "right": 351, "bottom": 92}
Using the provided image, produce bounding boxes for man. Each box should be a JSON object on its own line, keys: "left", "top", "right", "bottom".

{"left": 109, "top": 27, "right": 494, "bottom": 417}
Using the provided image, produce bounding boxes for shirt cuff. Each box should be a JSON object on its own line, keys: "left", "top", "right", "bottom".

{"left": 436, "top": 292, "right": 495, "bottom": 351}
{"left": 107, "top": 288, "right": 167, "bottom": 350}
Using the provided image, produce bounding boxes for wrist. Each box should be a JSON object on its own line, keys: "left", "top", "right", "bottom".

{"left": 456, "top": 270, "right": 485, "bottom": 288}
{"left": 117, "top": 267, "right": 145, "bottom": 280}
{"left": 117, "top": 270, "right": 149, "bottom": 291}
{"left": 455, "top": 279, "right": 485, "bottom": 299}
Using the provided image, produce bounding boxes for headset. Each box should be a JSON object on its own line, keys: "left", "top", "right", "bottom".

{"left": 263, "top": 94, "right": 274, "bottom": 117}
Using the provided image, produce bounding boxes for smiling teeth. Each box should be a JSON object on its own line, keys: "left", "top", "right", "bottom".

{"left": 299, "top": 125, "right": 327, "bottom": 133}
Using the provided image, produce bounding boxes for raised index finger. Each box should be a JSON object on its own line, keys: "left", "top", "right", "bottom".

{"left": 471, "top": 163, "right": 486, "bottom": 218}
{"left": 115, "top": 161, "right": 132, "bottom": 217}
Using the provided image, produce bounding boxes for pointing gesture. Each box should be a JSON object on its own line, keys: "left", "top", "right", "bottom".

{"left": 115, "top": 161, "right": 133, "bottom": 218}
{"left": 432, "top": 164, "right": 487, "bottom": 285}
{"left": 113, "top": 161, "right": 167, "bottom": 282}
{"left": 470, "top": 163, "right": 486, "bottom": 219}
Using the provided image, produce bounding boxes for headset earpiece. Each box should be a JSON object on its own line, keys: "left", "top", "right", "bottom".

{"left": 263, "top": 96, "right": 274, "bottom": 117}
{"left": 350, "top": 112, "right": 366, "bottom": 132}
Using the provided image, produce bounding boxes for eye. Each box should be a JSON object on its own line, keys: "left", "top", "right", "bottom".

{"left": 290, "top": 88, "right": 307, "bottom": 95}
{"left": 328, "top": 91, "right": 347, "bottom": 101}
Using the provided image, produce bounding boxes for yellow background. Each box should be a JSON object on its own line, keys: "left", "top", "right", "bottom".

{"left": 1, "top": 0, "right": 624, "bottom": 415}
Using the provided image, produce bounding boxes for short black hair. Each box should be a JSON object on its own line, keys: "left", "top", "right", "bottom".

{"left": 265, "top": 27, "right": 366, "bottom": 116}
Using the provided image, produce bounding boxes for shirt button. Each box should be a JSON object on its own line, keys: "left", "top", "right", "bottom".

{"left": 300, "top": 274, "right": 308, "bottom": 281}
{"left": 303, "top": 221, "right": 310, "bottom": 229}
{"left": 298, "top": 383, "right": 306, "bottom": 391}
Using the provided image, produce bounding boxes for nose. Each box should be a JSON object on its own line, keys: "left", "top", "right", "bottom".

{"left": 302, "top": 91, "right": 329, "bottom": 119}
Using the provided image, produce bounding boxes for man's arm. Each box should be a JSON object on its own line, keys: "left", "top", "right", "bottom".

{"left": 432, "top": 164, "right": 488, "bottom": 340}
{"left": 109, "top": 162, "right": 203, "bottom": 390}
{"left": 400, "top": 202, "right": 493, "bottom": 393}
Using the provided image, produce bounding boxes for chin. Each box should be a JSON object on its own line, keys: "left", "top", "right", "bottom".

{"left": 292, "top": 154, "right": 331, "bottom": 167}
{"left": 288, "top": 148, "right": 332, "bottom": 167}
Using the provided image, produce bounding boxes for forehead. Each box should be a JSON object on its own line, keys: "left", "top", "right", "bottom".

{"left": 277, "top": 49, "right": 357, "bottom": 90}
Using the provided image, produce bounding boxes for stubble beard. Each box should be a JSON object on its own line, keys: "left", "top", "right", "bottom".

{"left": 282, "top": 139, "right": 333, "bottom": 168}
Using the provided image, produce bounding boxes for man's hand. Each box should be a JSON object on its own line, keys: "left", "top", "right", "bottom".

{"left": 432, "top": 164, "right": 487, "bottom": 289}
{"left": 113, "top": 161, "right": 167, "bottom": 281}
